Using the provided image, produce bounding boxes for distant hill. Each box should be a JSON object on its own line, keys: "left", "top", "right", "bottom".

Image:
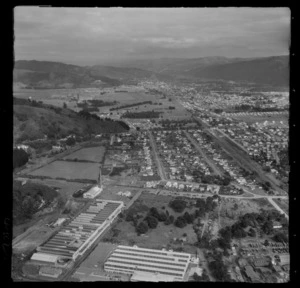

{"left": 14, "top": 56, "right": 289, "bottom": 87}
{"left": 110, "top": 56, "right": 243, "bottom": 74}
{"left": 13, "top": 60, "right": 170, "bottom": 88}
{"left": 186, "top": 56, "right": 289, "bottom": 86}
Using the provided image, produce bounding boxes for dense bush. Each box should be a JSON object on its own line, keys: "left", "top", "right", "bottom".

{"left": 169, "top": 199, "right": 187, "bottom": 213}
{"left": 13, "top": 148, "right": 29, "bottom": 170}
{"left": 121, "top": 111, "right": 161, "bottom": 119}
{"left": 136, "top": 221, "right": 149, "bottom": 235}
{"left": 145, "top": 215, "right": 158, "bottom": 229}
{"left": 174, "top": 216, "right": 187, "bottom": 228}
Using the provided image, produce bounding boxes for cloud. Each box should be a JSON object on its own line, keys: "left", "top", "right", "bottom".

{"left": 14, "top": 7, "right": 290, "bottom": 65}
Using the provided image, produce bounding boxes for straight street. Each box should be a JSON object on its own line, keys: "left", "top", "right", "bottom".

{"left": 148, "top": 131, "right": 167, "bottom": 181}
{"left": 184, "top": 130, "right": 223, "bottom": 176}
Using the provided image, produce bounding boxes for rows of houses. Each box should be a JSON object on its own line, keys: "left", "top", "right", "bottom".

{"left": 189, "top": 129, "right": 250, "bottom": 186}
{"left": 152, "top": 130, "right": 213, "bottom": 182}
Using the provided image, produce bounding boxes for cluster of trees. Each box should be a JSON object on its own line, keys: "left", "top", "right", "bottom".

{"left": 273, "top": 232, "right": 288, "bottom": 243}
{"left": 234, "top": 104, "right": 285, "bottom": 113}
{"left": 13, "top": 180, "right": 58, "bottom": 225}
{"left": 217, "top": 209, "right": 288, "bottom": 251}
{"left": 109, "top": 101, "right": 152, "bottom": 111}
{"left": 13, "top": 148, "right": 29, "bottom": 170}
{"left": 171, "top": 197, "right": 219, "bottom": 229}
{"left": 174, "top": 211, "right": 194, "bottom": 228}
{"left": 168, "top": 106, "right": 175, "bottom": 110}
{"left": 88, "top": 99, "right": 117, "bottom": 107}
{"left": 110, "top": 166, "right": 128, "bottom": 176}
{"left": 169, "top": 199, "right": 187, "bottom": 213}
{"left": 193, "top": 173, "right": 232, "bottom": 186}
{"left": 261, "top": 181, "right": 272, "bottom": 192}
{"left": 207, "top": 252, "right": 232, "bottom": 282}
{"left": 121, "top": 111, "right": 161, "bottom": 119}
{"left": 192, "top": 270, "right": 210, "bottom": 282}
{"left": 128, "top": 206, "right": 175, "bottom": 235}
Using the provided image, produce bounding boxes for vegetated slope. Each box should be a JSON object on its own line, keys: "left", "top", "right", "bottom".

{"left": 14, "top": 60, "right": 123, "bottom": 88}
{"left": 13, "top": 60, "right": 171, "bottom": 88}
{"left": 13, "top": 180, "right": 58, "bottom": 225}
{"left": 13, "top": 98, "right": 129, "bottom": 143}
{"left": 187, "top": 56, "right": 289, "bottom": 86}
{"left": 109, "top": 56, "right": 243, "bottom": 74}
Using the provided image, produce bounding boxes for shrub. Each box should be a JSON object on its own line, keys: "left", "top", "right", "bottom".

{"left": 136, "top": 221, "right": 149, "bottom": 235}
{"left": 145, "top": 215, "right": 158, "bottom": 229}
{"left": 169, "top": 199, "right": 186, "bottom": 213}
{"left": 174, "top": 216, "right": 187, "bottom": 228}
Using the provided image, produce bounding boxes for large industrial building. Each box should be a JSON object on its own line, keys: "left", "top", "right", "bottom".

{"left": 104, "top": 245, "right": 192, "bottom": 281}
{"left": 31, "top": 200, "right": 124, "bottom": 263}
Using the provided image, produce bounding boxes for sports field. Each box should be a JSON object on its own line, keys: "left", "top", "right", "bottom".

{"left": 29, "top": 160, "right": 100, "bottom": 180}
{"left": 63, "top": 146, "right": 105, "bottom": 162}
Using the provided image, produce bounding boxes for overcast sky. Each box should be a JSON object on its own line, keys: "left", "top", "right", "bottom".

{"left": 14, "top": 7, "right": 290, "bottom": 66}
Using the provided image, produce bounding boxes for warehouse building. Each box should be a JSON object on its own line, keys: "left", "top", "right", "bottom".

{"left": 32, "top": 200, "right": 124, "bottom": 263}
{"left": 104, "top": 245, "right": 192, "bottom": 281}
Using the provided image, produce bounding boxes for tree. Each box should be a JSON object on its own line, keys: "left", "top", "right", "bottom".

{"left": 174, "top": 216, "right": 187, "bottom": 228}
{"left": 273, "top": 232, "right": 288, "bottom": 243}
{"left": 248, "top": 228, "right": 256, "bottom": 237}
{"left": 66, "top": 137, "right": 76, "bottom": 146}
{"left": 169, "top": 199, "right": 186, "bottom": 213}
{"left": 183, "top": 212, "right": 194, "bottom": 224}
{"left": 136, "top": 221, "right": 149, "bottom": 235}
{"left": 158, "top": 212, "right": 167, "bottom": 222}
{"left": 145, "top": 215, "right": 158, "bottom": 229}
{"left": 63, "top": 102, "right": 67, "bottom": 109}
{"left": 149, "top": 207, "right": 160, "bottom": 219}
{"left": 13, "top": 148, "right": 29, "bottom": 170}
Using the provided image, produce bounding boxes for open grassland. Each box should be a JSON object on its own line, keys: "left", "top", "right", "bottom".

{"left": 97, "top": 186, "right": 139, "bottom": 204}
{"left": 63, "top": 146, "right": 106, "bottom": 162}
{"left": 104, "top": 219, "right": 198, "bottom": 253}
{"left": 13, "top": 225, "right": 54, "bottom": 253}
{"left": 28, "top": 160, "right": 100, "bottom": 180}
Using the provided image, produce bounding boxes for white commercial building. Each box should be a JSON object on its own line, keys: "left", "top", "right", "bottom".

{"left": 83, "top": 186, "right": 103, "bottom": 199}
{"left": 104, "top": 245, "right": 192, "bottom": 281}
{"left": 33, "top": 200, "right": 124, "bottom": 262}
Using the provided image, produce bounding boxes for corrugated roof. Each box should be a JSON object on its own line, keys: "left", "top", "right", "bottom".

{"left": 31, "top": 253, "right": 59, "bottom": 263}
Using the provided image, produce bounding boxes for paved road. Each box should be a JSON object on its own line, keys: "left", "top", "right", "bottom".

{"left": 267, "top": 197, "right": 289, "bottom": 220}
{"left": 148, "top": 131, "right": 167, "bottom": 180}
{"left": 184, "top": 130, "right": 223, "bottom": 176}
{"left": 201, "top": 213, "right": 209, "bottom": 238}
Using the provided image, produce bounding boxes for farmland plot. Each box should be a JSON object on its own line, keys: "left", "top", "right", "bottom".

{"left": 29, "top": 160, "right": 100, "bottom": 180}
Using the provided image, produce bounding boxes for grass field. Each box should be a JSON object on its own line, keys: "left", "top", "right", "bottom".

{"left": 63, "top": 146, "right": 105, "bottom": 162}
{"left": 29, "top": 160, "right": 100, "bottom": 180}
{"left": 104, "top": 218, "right": 198, "bottom": 253}
{"left": 97, "top": 186, "right": 139, "bottom": 204}
{"left": 101, "top": 192, "right": 199, "bottom": 253}
{"left": 13, "top": 226, "right": 54, "bottom": 253}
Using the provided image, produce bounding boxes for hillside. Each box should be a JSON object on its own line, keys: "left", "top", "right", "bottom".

{"left": 109, "top": 56, "right": 244, "bottom": 74}
{"left": 187, "top": 56, "right": 289, "bottom": 86}
{"left": 13, "top": 98, "right": 130, "bottom": 143}
{"left": 13, "top": 60, "right": 170, "bottom": 88}
{"left": 14, "top": 56, "right": 289, "bottom": 87}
